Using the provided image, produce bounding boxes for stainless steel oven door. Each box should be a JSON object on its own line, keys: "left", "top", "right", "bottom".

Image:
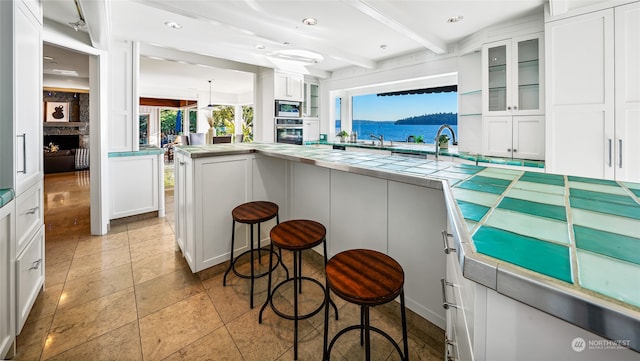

{"left": 275, "top": 126, "right": 303, "bottom": 145}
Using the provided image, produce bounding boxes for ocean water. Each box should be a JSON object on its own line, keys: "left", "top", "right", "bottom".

{"left": 340, "top": 120, "right": 458, "bottom": 143}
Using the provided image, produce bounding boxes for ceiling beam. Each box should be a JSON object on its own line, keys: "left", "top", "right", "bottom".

{"left": 77, "top": 0, "right": 110, "bottom": 50}
{"left": 343, "top": 0, "right": 447, "bottom": 54}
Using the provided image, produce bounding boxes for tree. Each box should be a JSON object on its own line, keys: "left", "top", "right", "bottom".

{"left": 242, "top": 105, "right": 254, "bottom": 142}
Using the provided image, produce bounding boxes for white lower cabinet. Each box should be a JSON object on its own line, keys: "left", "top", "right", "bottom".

{"left": 15, "top": 224, "right": 44, "bottom": 333}
{"left": 482, "top": 116, "right": 544, "bottom": 160}
{"left": 1, "top": 201, "right": 16, "bottom": 359}
{"left": 15, "top": 181, "right": 42, "bottom": 255}
{"left": 109, "top": 154, "right": 163, "bottom": 220}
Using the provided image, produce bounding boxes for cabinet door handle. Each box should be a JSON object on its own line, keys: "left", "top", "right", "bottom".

{"left": 507, "top": 148, "right": 511, "bottom": 152}
{"left": 441, "top": 278, "right": 457, "bottom": 309}
{"left": 513, "top": 149, "right": 517, "bottom": 152}
{"left": 608, "top": 139, "right": 612, "bottom": 167}
{"left": 179, "top": 161, "right": 185, "bottom": 166}
{"left": 507, "top": 106, "right": 511, "bottom": 110}
{"left": 619, "top": 139, "right": 623, "bottom": 168}
{"left": 26, "top": 207, "right": 39, "bottom": 215}
{"left": 29, "top": 258, "right": 42, "bottom": 270}
{"left": 513, "top": 105, "right": 518, "bottom": 110}
{"left": 445, "top": 337, "right": 456, "bottom": 361}
{"left": 17, "top": 133, "right": 27, "bottom": 174}
{"left": 441, "top": 230, "right": 455, "bottom": 254}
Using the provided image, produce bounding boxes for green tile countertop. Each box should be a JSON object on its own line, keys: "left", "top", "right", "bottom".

{"left": 108, "top": 146, "right": 165, "bottom": 157}
{"left": 453, "top": 169, "right": 640, "bottom": 310}
{"left": 177, "top": 143, "right": 640, "bottom": 348}
{"left": 0, "top": 188, "right": 15, "bottom": 208}
{"left": 306, "top": 141, "right": 546, "bottom": 169}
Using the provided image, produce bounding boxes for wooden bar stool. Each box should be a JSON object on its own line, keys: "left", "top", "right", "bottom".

{"left": 223, "top": 201, "right": 288, "bottom": 308}
{"left": 323, "top": 249, "right": 409, "bottom": 361}
{"left": 259, "top": 219, "right": 339, "bottom": 360}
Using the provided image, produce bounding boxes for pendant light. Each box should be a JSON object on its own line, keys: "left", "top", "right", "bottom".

{"left": 200, "top": 80, "right": 218, "bottom": 110}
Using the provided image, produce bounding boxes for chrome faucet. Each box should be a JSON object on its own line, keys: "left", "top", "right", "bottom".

{"left": 434, "top": 124, "right": 457, "bottom": 160}
{"left": 370, "top": 134, "right": 384, "bottom": 147}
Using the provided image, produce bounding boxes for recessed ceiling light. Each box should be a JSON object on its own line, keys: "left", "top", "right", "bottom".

{"left": 255, "top": 44, "right": 266, "bottom": 50}
{"left": 447, "top": 15, "right": 464, "bottom": 23}
{"left": 302, "top": 17, "right": 317, "bottom": 26}
{"left": 164, "top": 21, "right": 182, "bottom": 29}
{"left": 380, "top": 44, "right": 388, "bottom": 50}
{"left": 283, "top": 41, "right": 291, "bottom": 46}
{"left": 43, "top": 56, "right": 55, "bottom": 60}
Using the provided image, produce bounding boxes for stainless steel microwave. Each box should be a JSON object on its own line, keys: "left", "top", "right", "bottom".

{"left": 275, "top": 100, "right": 302, "bottom": 117}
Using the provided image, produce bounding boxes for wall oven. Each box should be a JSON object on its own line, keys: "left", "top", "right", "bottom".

{"left": 275, "top": 118, "right": 303, "bottom": 145}
{"left": 275, "top": 100, "right": 302, "bottom": 118}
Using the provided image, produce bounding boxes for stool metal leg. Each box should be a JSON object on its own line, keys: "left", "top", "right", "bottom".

{"left": 258, "top": 241, "right": 275, "bottom": 323}
{"left": 293, "top": 250, "right": 299, "bottom": 360}
{"left": 222, "top": 220, "right": 236, "bottom": 286}
{"left": 250, "top": 223, "right": 255, "bottom": 308}
{"left": 360, "top": 307, "right": 365, "bottom": 346}
{"left": 401, "top": 290, "right": 409, "bottom": 361}
{"left": 363, "top": 306, "right": 371, "bottom": 361}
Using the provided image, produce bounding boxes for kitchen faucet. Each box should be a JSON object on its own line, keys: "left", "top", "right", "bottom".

{"left": 434, "top": 124, "right": 457, "bottom": 160}
{"left": 370, "top": 134, "right": 384, "bottom": 147}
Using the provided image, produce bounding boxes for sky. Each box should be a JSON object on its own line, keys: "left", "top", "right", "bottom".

{"left": 351, "top": 92, "right": 457, "bottom": 121}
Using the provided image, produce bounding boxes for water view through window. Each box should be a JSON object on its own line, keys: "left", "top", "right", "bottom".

{"left": 342, "top": 90, "right": 457, "bottom": 144}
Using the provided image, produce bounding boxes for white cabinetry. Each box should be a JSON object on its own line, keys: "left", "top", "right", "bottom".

{"left": 15, "top": 224, "right": 43, "bottom": 333}
{"left": 13, "top": 0, "right": 42, "bottom": 195}
{"left": 303, "top": 119, "right": 319, "bottom": 142}
{"left": 274, "top": 71, "right": 303, "bottom": 102}
{"left": 482, "top": 115, "right": 544, "bottom": 160}
{"left": 303, "top": 81, "right": 319, "bottom": 118}
{"left": 482, "top": 33, "right": 545, "bottom": 160}
{"left": 109, "top": 154, "right": 163, "bottom": 219}
{"left": 0, "top": 201, "right": 16, "bottom": 359}
{"left": 546, "top": 2, "right": 639, "bottom": 181}
{"left": 483, "top": 33, "right": 544, "bottom": 116}
{"left": 1, "top": 0, "right": 44, "bottom": 338}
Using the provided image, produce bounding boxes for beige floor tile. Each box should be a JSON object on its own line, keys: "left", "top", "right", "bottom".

{"left": 135, "top": 269, "right": 204, "bottom": 318}
{"left": 44, "top": 321, "right": 143, "bottom": 361}
{"left": 127, "top": 223, "right": 175, "bottom": 244}
{"left": 16, "top": 314, "right": 53, "bottom": 357}
{"left": 57, "top": 263, "right": 134, "bottom": 311}
{"left": 163, "top": 326, "right": 244, "bottom": 361}
{"left": 73, "top": 232, "right": 129, "bottom": 258}
{"left": 129, "top": 234, "right": 176, "bottom": 263}
{"left": 138, "top": 292, "right": 223, "bottom": 360}
{"left": 227, "top": 300, "right": 316, "bottom": 361}
{"left": 44, "top": 237, "right": 78, "bottom": 266}
{"left": 24, "top": 283, "right": 63, "bottom": 324}
{"left": 131, "top": 250, "right": 189, "bottom": 285}
{"left": 45, "top": 260, "right": 70, "bottom": 288}
{"left": 126, "top": 217, "right": 169, "bottom": 232}
{"left": 42, "top": 287, "right": 138, "bottom": 359}
{"left": 65, "top": 245, "right": 131, "bottom": 281}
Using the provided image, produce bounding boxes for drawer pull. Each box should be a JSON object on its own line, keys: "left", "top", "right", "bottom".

{"left": 441, "top": 278, "right": 457, "bottom": 309}
{"left": 442, "top": 230, "right": 456, "bottom": 254}
{"left": 26, "top": 207, "right": 39, "bottom": 215}
{"left": 29, "top": 258, "right": 42, "bottom": 270}
{"left": 17, "top": 133, "right": 27, "bottom": 174}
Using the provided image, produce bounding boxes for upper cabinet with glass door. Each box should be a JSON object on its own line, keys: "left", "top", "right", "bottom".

{"left": 303, "top": 81, "right": 319, "bottom": 118}
{"left": 482, "top": 32, "right": 544, "bottom": 116}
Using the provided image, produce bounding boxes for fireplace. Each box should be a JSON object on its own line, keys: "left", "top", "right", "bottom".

{"left": 44, "top": 135, "right": 79, "bottom": 150}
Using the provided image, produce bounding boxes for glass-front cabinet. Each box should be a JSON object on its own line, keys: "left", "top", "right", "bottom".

{"left": 482, "top": 33, "right": 544, "bottom": 116}
{"left": 303, "top": 81, "right": 319, "bottom": 118}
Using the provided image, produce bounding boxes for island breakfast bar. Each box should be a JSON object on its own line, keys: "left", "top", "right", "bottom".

{"left": 173, "top": 143, "right": 639, "bottom": 360}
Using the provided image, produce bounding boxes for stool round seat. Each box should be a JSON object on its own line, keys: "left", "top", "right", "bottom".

{"left": 232, "top": 201, "right": 278, "bottom": 224}
{"left": 270, "top": 219, "right": 326, "bottom": 251}
{"left": 324, "top": 249, "right": 409, "bottom": 361}
{"left": 223, "top": 200, "right": 287, "bottom": 309}
{"left": 326, "top": 249, "right": 404, "bottom": 306}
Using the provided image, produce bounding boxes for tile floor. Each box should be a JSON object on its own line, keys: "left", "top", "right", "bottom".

{"left": 14, "top": 170, "right": 444, "bottom": 360}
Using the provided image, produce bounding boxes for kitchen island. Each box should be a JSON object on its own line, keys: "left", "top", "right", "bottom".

{"left": 174, "top": 143, "right": 639, "bottom": 360}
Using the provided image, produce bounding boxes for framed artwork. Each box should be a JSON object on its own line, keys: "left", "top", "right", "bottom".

{"left": 45, "top": 101, "right": 69, "bottom": 122}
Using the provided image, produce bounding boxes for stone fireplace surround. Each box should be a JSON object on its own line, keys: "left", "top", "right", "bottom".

{"left": 43, "top": 90, "right": 90, "bottom": 150}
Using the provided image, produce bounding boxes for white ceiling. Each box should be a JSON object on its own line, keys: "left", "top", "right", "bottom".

{"left": 42, "top": 0, "right": 547, "bottom": 98}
